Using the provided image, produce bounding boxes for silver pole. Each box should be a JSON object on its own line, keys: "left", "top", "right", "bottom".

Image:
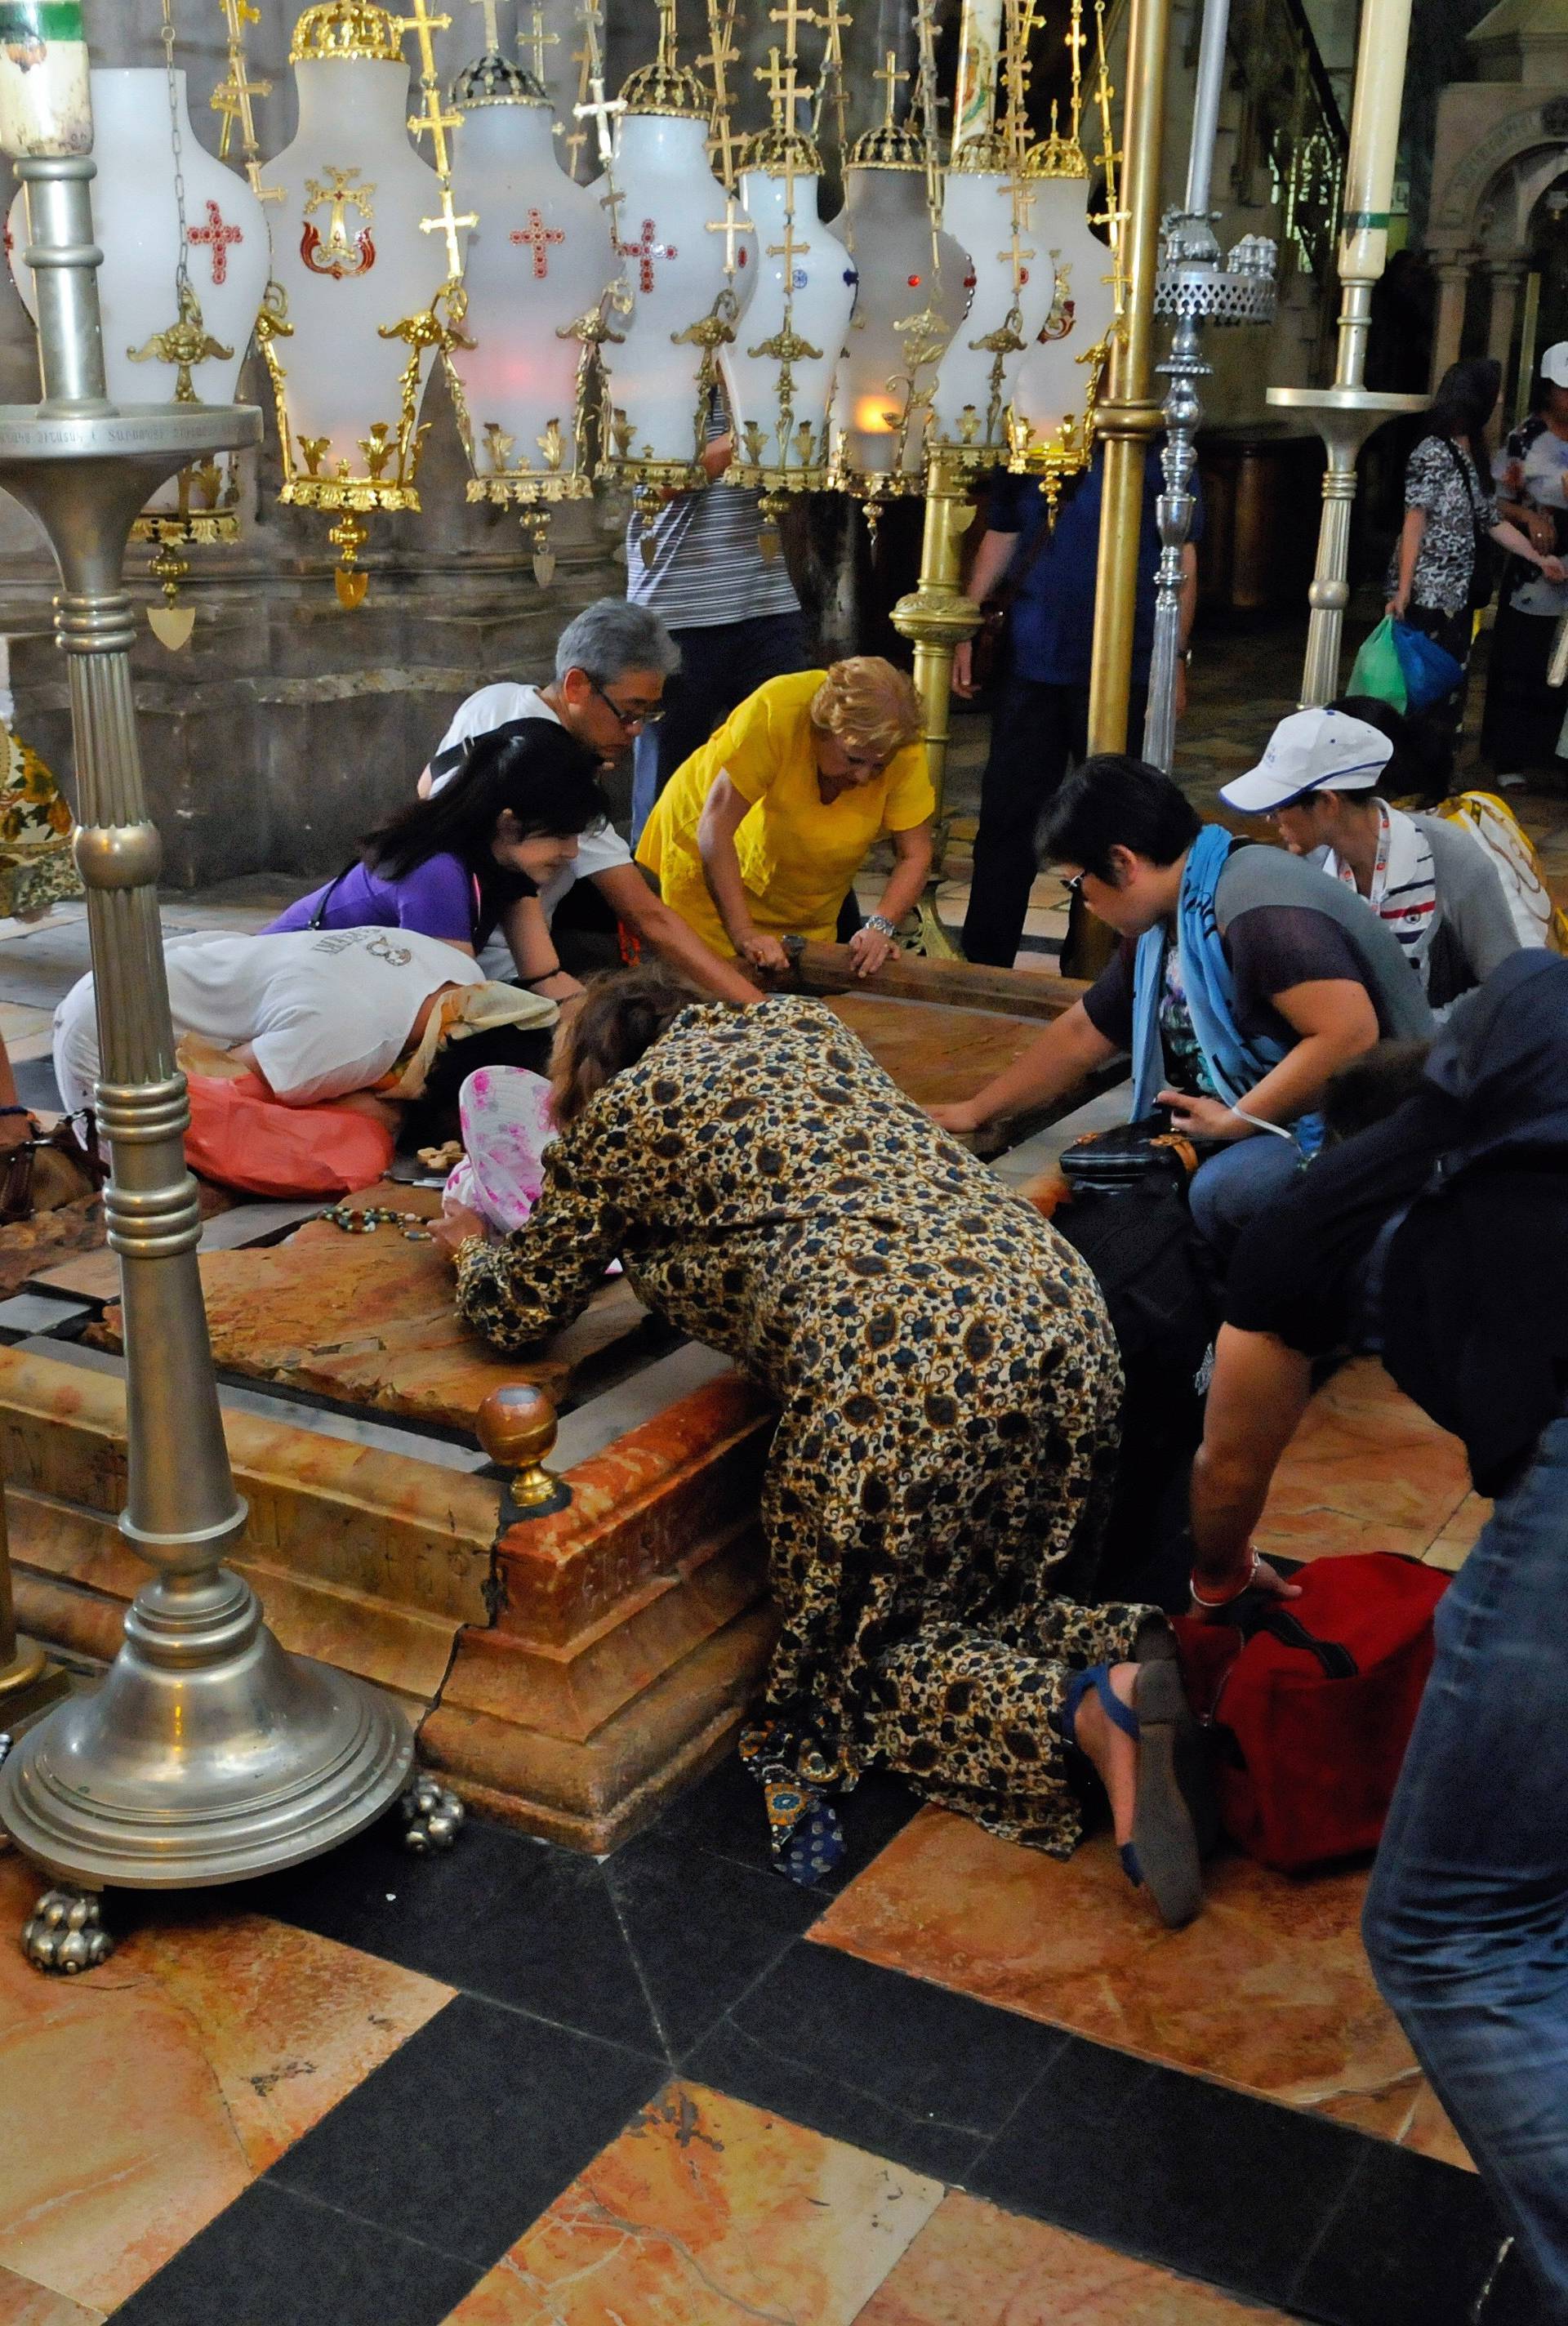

{"left": 0, "top": 78, "right": 427, "bottom": 1971}
{"left": 1142, "top": 0, "right": 1275, "bottom": 773}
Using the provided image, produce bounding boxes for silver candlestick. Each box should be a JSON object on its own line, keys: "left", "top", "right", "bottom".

{"left": 0, "top": 89, "right": 428, "bottom": 1972}
{"left": 1142, "top": 0, "right": 1276, "bottom": 773}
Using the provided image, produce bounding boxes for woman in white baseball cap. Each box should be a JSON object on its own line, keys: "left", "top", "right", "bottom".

{"left": 1483, "top": 345, "right": 1568, "bottom": 786}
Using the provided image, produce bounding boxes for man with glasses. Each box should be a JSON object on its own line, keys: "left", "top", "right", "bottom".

{"left": 420, "top": 599, "right": 760, "bottom": 1005}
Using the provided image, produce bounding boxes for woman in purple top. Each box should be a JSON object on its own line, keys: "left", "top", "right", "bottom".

{"left": 267, "top": 723, "right": 606, "bottom": 1005}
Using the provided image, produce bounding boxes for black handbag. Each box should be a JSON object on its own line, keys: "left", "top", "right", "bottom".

{"left": 1058, "top": 1111, "right": 1207, "bottom": 1192}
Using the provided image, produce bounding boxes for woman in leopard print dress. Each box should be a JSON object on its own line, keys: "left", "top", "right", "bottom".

{"left": 444, "top": 968, "right": 1204, "bottom": 1914}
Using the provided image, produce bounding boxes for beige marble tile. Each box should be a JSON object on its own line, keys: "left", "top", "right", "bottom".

{"left": 443, "top": 2082, "right": 945, "bottom": 2324}
{"left": 812, "top": 1809, "right": 1472, "bottom": 2166}
{"left": 0, "top": 1856, "right": 452, "bottom": 2314}
{"left": 855, "top": 2192, "right": 1287, "bottom": 2323}
{"left": 1255, "top": 1359, "right": 1472, "bottom": 1564}
{"left": 1423, "top": 1493, "right": 1492, "bottom": 1574}
{"left": 0, "top": 2268, "right": 102, "bottom": 2326}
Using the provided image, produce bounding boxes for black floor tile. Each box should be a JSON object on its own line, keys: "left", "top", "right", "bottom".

{"left": 974, "top": 2035, "right": 1365, "bottom": 2312}
{"left": 604, "top": 1831, "right": 819, "bottom": 2055}
{"left": 253, "top": 1812, "right": 663, "bottom": 2057}
{"left": 265, "top": 1992, "right": 663, "bottom": 2270}
{"left": 643, "top": 1752, "right": 921, "bottom": 1897}
{"left": 1291, "top": 2141, "right": 1515, "bottom": 2326}
{"left": 681, "top": 1940, "right": 1067, "bottom": 2184}
{"left": 109, "top": 2181, "right": 480, "bottom": 2326}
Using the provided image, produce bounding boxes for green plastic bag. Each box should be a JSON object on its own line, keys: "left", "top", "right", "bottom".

{"left": 1347, "top": 617, "right": 1409, "bottom": 713}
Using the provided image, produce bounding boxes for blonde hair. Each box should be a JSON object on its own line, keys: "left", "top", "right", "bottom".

{"left": 808, "top": 657, "right": 922, "bottom": 762}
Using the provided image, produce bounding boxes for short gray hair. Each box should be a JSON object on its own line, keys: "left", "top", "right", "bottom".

{"left": 555, "top": 599, "right": 680, "bottom": 685}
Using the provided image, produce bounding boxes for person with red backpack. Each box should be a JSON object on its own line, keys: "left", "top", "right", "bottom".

{"left": 1187, "top": 953, "right": 1568, "bottom": 2310}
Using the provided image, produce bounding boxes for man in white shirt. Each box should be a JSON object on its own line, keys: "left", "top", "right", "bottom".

{"left": 421, "top": 599, "right": 760, "bottom": 1005}
{"left": 54, "top": 926, "right": 487, "bottom": 1116}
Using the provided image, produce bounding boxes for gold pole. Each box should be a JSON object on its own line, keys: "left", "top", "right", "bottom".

{"left": 1067, "top": 0, "right": 1171, "bottom": 974}
{"left": 0, "top": 1476, "right": 69, "bottom": 1726}
{"left": 889, "top": 451, "right": 981, "bottom": 957}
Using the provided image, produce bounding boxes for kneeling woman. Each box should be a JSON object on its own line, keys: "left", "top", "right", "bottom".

{"left": 438, "top": 968, "right": 1208, "bottom": 1921}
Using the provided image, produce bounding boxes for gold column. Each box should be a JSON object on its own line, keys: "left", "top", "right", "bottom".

{"left": 1067, "top": 0, "right": 1172, "bottom": 974}
{"left": 889, "top": 451, "right": 981, "bottom": 956}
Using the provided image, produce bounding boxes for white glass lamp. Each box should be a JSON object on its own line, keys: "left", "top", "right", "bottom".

{"left": 599, "top": 38, "right": 750, "bottom": 488}
{"left": 7, "top": 68, "right": 271, "bottom": 537}
{"left": 929, "top": 132, "right": 1056, "bottom": 460}
{"left": 448, "top": 47, "right": 618, "bottom": 582}
{"left": 261, "top": 1, "right": 465, "bottom": 598}
{"left": 1009, "top": 145, "right": 1118, "bottom": 477}
{"left": 828, "top": 109, "right": 968, "bottom": 494}
{"left": 721, "top": 127, "right": 857, "bottom": 494}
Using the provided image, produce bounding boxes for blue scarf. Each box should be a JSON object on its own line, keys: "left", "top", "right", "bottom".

{"left": 1130, "top": 824, "right": 1321, "bottom": 1153}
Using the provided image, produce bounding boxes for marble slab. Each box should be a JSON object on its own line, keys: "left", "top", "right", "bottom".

{"left": 1255, "top": 1359, "right": 1474, "bottom": 1565}
{"left": 856, "top": 2190, "right": 1286, "bottom": 2323}
{"left": 0, "top": 1856, "right": 452, "bottom": 2316}
{"left": 0, "top": 2266, "right": 102, "bottom": 2325}
{"left": 811, "top": 1809, "right": 1471, "bottom": 2173}
{"left": 442, "top": 2080, "right": 944, "bottom": 2324}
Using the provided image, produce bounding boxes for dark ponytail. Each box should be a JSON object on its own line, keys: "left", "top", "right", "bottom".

{"left": 550, "top": 965, "right": 706, "bottom": 1125}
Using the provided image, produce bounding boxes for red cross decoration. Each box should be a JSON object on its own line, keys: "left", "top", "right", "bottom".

{"left": 617, "top": 217, "right": 678, "bottom": 294}
{"left": 188, "top": 198, "right": 244, "bottom": 288}
{"left": 510, "top": 207, "right": 566, "bottom": 280}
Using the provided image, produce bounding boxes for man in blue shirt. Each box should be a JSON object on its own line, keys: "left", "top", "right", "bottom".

{"left": 954, "top": 443, "right": 1199, "bottom": 966}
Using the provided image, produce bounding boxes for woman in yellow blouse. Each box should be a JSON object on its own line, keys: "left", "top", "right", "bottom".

{"left": 635, "top": 659, "right": 934, "bottom": 979}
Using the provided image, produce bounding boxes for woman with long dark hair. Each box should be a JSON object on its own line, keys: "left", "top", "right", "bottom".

{"left": 267, "top": 721, "right": 608, "bottom": 1005}
{"left": 1387, "top": 358, "right": 1563, "bottom": 720}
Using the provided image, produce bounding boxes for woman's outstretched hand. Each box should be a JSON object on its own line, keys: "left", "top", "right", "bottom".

{"left": 737, "top": 929, "right": 790, "bottom": 975}
{"left": 430, "top": 1203, "right": 487, "bottom": 1263}
{"left": 927, "top": 1098, "right": 983, "bottom": 1135}
{"left": 1189, "top": 1554, "right": 1303, "bottom": 1626}
{"left": 847, "top": 923, "right": 894, "bottom": 979}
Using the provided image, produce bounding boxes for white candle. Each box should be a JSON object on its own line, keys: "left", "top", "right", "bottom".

{"left": 1339, "top": 0, "right": 1414, "bottom": 286}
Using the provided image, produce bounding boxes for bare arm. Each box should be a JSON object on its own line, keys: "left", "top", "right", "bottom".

{"left": 951, "top": 529, "right": 1022, "bottom": 698}
{"left": 498, "top": 893, "right": 583, "bottom": 1002}
{"left": 1388, "top": 506, "right": 1425, "bottom": 616}
{"left": 591, "top": 861, "right": 764, "bottom": 1004}
{"left": 695, "top": 771, "right": 787, "bottom": 973}
{"left": 1160, "top": 978, "right": 1379, "bottom": 1143}
{"left": 1189, "top": 1323, "right": 1312, "bottom": 1596}
{"left": 1489, "top": 515, "right": 1564, "bottom": 581}
{"left": 926, "top": 998, "right": 1119, "bottom": 1134}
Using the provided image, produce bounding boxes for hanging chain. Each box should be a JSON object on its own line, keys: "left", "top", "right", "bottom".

{"left": 161, "top": 0, "right": 192, "bottom": 301}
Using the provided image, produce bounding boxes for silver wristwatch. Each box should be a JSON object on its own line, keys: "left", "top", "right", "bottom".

{"left": 862, "top": 913, "right": 898, "bottom": 938}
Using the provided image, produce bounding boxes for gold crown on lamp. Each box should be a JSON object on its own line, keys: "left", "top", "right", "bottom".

{"left": 618, "top": 52, "right": 710, "bottom": 118}
{"left": 289, "top": 0, "right": 404, "bottom": 64}
{"left": 846, "top": 117, "right": 924, "bottom": 169}
{"left": 741, "top": 122, "right": 822, "bottom": 175}
{"left": 1027, "top": 127, "right": 1089, "bottom": 179}
{"left": 452, "top": 49, "right": 549, "bottom": 108}
{"left": 947, "top": 126, "right": 1013, "bottom": 173}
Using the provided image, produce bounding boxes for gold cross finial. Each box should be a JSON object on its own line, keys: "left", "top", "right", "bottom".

{"left": 873, "top": 47, "right": 908, "bottom": 131}
{"left": 467, "top": 0, "right": 502, "bottom": 51}
{"left": 213, "top": 0, "right": 282, "bottom": 204}
{"left": 527, "top": 3, "right": 559, "bottom": 84}
{"left": 705, "top": 193, "right": 755, "bottom": 274}
{"left": 765, "top": 0, "right": 819, "bottom": 57}
{"left": 397, "top": 1, "right": 473, "bottom": 278}
{"left": 655, "top": 0, "right": 677, "bottom": 66}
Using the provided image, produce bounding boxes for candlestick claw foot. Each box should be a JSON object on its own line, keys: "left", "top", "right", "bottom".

{"left": 21, "top": 1887, "right": 114, "bottom": 1974}
{"left": 400, "top": 1776, "right": 465, "bottom": 1854}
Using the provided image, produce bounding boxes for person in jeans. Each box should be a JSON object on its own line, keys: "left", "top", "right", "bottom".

{"left": 1187, "top": 952, "right": 1568, "bottom": 2310}
{"left": 626, "top": 390, "right": 811, "bottom": 847}
{"left": 954, "top": 444, "right": 1198, "bottom": 969}
{"left": 928, "top": 756, "right": 1432, "bottom": 1258}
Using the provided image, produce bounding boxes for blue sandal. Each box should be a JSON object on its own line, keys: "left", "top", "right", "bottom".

{"left": 1062, "top": 1661, "right": 1206, "bottom": 1929}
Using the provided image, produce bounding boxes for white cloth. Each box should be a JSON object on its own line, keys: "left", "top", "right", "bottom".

{"left": 428, "top": 682, "right": 634, "bottom": 974}
{"left": 52, "top": 926, "right": 483, "bottom": 1113}
{"left": 442, "top": 1063, "right": 557, "bottom": 1234}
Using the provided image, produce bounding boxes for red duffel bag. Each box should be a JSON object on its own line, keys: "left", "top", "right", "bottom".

{"left": 1172, "top": 1552, "right": 1450, "bottom": 1872}
{"left": 184, "top": 1073, "right": 394, "bottom": 1198}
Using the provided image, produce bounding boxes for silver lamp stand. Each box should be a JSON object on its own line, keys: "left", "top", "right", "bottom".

{"left": 0, "top": 136, "right": 445, "bottom": 1972}
{"left": 1141, "top": 0, "right": 1276, "bottom": 774}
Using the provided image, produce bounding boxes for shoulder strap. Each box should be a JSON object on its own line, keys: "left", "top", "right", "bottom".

{"left": 1437, "top": 434, "right": 1484, "bottom": 527}
{"left": 1247, "top": 1605, "right": 1359, "bottom": 1679}
{"left": 308, "top": 864, "right": 356, "bottom": 930}
{"left": 990, "top": 486, "right": 1057, "bottom": 608}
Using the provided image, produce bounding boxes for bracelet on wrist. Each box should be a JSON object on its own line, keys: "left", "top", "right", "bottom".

{"left": 862, "top": 913, "right": 898, "bottom": 940}
{"left": 1190, "top": 1547, "right": 1260, "bottom": 1609}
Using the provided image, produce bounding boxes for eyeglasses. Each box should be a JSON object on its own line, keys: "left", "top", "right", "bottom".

{"left": 1062, "top": 871, "right": 1086, "bottom": 896}
{"left": 588, "top": 680, "right": 665, "bottom": 731}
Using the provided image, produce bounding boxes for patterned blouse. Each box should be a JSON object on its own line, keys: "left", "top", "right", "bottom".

{"left": 1401, "top": 434, "right": 1499, "bottom": 617}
